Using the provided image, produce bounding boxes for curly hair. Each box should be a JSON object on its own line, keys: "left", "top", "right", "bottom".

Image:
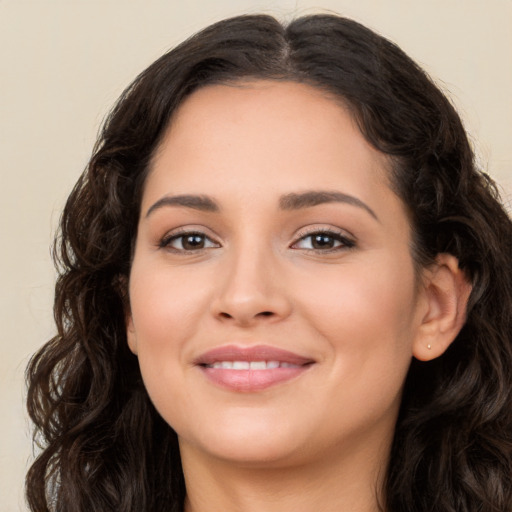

{"left": 26, "top": 14, "right": 512, "bottom": 512}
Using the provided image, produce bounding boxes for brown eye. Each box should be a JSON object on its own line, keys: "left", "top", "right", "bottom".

{"left": 182, "top": 234, "right": 207, "bottom": 250}
{"left": 292, "top": 231, "right": 355, "bottom": 251}
{"left": 161, "top": 232, "right": 219, "bottom": 252}
{"left": 311, "top": 233, "right": 337, "bottom": 249}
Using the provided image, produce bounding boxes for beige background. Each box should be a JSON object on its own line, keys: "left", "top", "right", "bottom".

{"left": 1, "top": 1, "right": 510, "bottom": 510}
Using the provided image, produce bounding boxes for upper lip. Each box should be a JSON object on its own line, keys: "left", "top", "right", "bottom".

{"left": 194, "top": 344, "right": 315, "bottom": 366}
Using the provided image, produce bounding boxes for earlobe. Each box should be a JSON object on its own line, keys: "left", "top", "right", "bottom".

{"left": 413, "top": 254, "right": 472, "bottom": 362}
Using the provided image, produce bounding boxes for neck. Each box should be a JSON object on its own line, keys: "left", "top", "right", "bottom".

{"left": 180, "top": 435, "right": 389, "bottom": 512}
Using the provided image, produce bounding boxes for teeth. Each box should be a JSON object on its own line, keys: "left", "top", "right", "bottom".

{"left": 249, "top": 361, "right": 266, "bottom": 370}
{"left": 233, "top": 361, "right": 250, "bottom": 370}
{"left": 206, "top": 360, "right": 300, "bottom": 369}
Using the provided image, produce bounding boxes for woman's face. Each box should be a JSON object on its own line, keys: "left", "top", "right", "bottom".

{"left": 127, "top": 81, "right": 428, "bottom": 468}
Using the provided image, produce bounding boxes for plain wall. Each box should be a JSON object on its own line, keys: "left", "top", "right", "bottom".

{"left": 1, "top": 1, "right": 510, "bottom": 510}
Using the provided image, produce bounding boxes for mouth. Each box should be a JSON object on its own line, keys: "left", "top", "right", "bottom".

{"left": 194, "top": 345, "right": 315, "bottom": 392}
{"left": 205, "top": 360, "right": 301, "bottom": 370}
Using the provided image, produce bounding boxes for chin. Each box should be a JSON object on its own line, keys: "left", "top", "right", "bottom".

{"left": 177, "top": 413, "right": 312, "bottom": 466}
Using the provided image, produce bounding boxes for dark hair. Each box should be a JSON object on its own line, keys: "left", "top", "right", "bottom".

{"left": 26, "top": 14, "right": 512, "bottom": 512}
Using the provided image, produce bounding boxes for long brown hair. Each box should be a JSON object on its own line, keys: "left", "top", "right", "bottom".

{"left": 26, "top": 14, "right": 512, "bottom": 511}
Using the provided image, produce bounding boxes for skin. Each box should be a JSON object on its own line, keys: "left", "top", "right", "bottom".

{"left": 127, "top": 81, "right": 469, "bottom": 512}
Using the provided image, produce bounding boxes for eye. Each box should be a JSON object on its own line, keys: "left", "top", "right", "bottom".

{"left": 292, "top": 230, "right": 355, "bottom": 251}
{"left": 160, "top": 231, "right": 220, "bottom": 252}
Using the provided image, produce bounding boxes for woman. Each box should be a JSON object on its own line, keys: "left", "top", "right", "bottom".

{"left": 26, "top": 14, "right": 512, "bottom": 512}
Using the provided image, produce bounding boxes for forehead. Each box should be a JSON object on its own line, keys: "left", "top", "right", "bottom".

{"left": 144, "top": 80, "right": 393, "bottom": 211}
{"left": 159, "top": 80, "right": 376, "bottom": 161}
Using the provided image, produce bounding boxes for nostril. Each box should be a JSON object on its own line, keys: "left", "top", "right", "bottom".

{"left": 217, "top": 310, "right": 275, "bottom": 323}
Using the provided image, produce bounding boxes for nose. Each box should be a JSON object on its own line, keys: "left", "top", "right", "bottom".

{"left": 210, "top": 245, "right": 292, "bottom": 327}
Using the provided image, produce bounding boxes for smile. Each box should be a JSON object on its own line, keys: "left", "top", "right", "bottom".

{"left": 205, "top": 361, "right": 301, "bottom": 369}
{"left": 195, "top": 345, "right": 315, "bottom": 392}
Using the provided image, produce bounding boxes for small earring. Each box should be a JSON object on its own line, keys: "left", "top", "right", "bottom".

{"left": 427, "top": 344, "right": 432, "bottom": 350}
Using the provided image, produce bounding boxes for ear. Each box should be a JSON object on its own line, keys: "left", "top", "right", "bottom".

{"left": 126, "top": 314, "right": 138, "bottom": 355}
{"left": 413, "top": 254, "right": 472, "bottom": 362}
{"left": 116, "top": 274, "right": 138, "bottom": 356}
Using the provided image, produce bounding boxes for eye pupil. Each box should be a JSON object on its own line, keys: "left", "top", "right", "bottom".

{"left": 312, "top": 234, "right": 334, "bottom": 249}
{"left": 183, "top": 234, "right": 204, "bottom": 250}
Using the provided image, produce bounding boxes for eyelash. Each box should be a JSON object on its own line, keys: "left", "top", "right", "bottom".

{"left": 159, "top": 229, "right": 220, "bottom": 252}
{"left": 290, "top": 229, "right": 355, "bottom": 253}
{"left": 159, "top": 228, "right": 355, "bottom": 253}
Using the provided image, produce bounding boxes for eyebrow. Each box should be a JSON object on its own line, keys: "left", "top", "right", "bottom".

{"left": 279, "top": 190, "right": 379, "bottom": 221}
{"left": 145, "top": 194, "right": 220, "bottom": 217}
{"left": 145, "top": 190, "right": 378, "bottom": 221}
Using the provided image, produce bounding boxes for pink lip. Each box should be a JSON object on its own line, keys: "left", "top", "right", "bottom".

{"left": 194, "top": 344, "right": 315, "bottom": 392}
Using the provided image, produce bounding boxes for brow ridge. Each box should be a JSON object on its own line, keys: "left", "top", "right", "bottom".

{"left": 145, "top": 190, "right": 377, "bottom": 221}
{"left": 279, "top": 190, "right": 378, "bottom": 220}
{"left": 145, "top": 194, "right": 219, "bottom": 217}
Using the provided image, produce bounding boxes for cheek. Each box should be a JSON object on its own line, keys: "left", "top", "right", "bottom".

{"left": 296, "top": 252, "right": 418, "bottom": 383}
{"left": 295, "top": 259, "right": 417, "bottom": 431}
{"left": 127, "top": 264, "right": 212, "bottom": 398}
{"left": 305, "top": 250, "right": 416, "bottom": 332}
{"left": 129, "top": 262, "right": 211, "bottom": 338}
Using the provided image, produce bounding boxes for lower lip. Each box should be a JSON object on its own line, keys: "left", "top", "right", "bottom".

{"left": 199, "top": 366, "right": 311, "bottom": 392}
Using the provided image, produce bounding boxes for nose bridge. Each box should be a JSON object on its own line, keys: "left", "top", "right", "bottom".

{"left": 212, "top": 232, "right": 290, "bottom": 324}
